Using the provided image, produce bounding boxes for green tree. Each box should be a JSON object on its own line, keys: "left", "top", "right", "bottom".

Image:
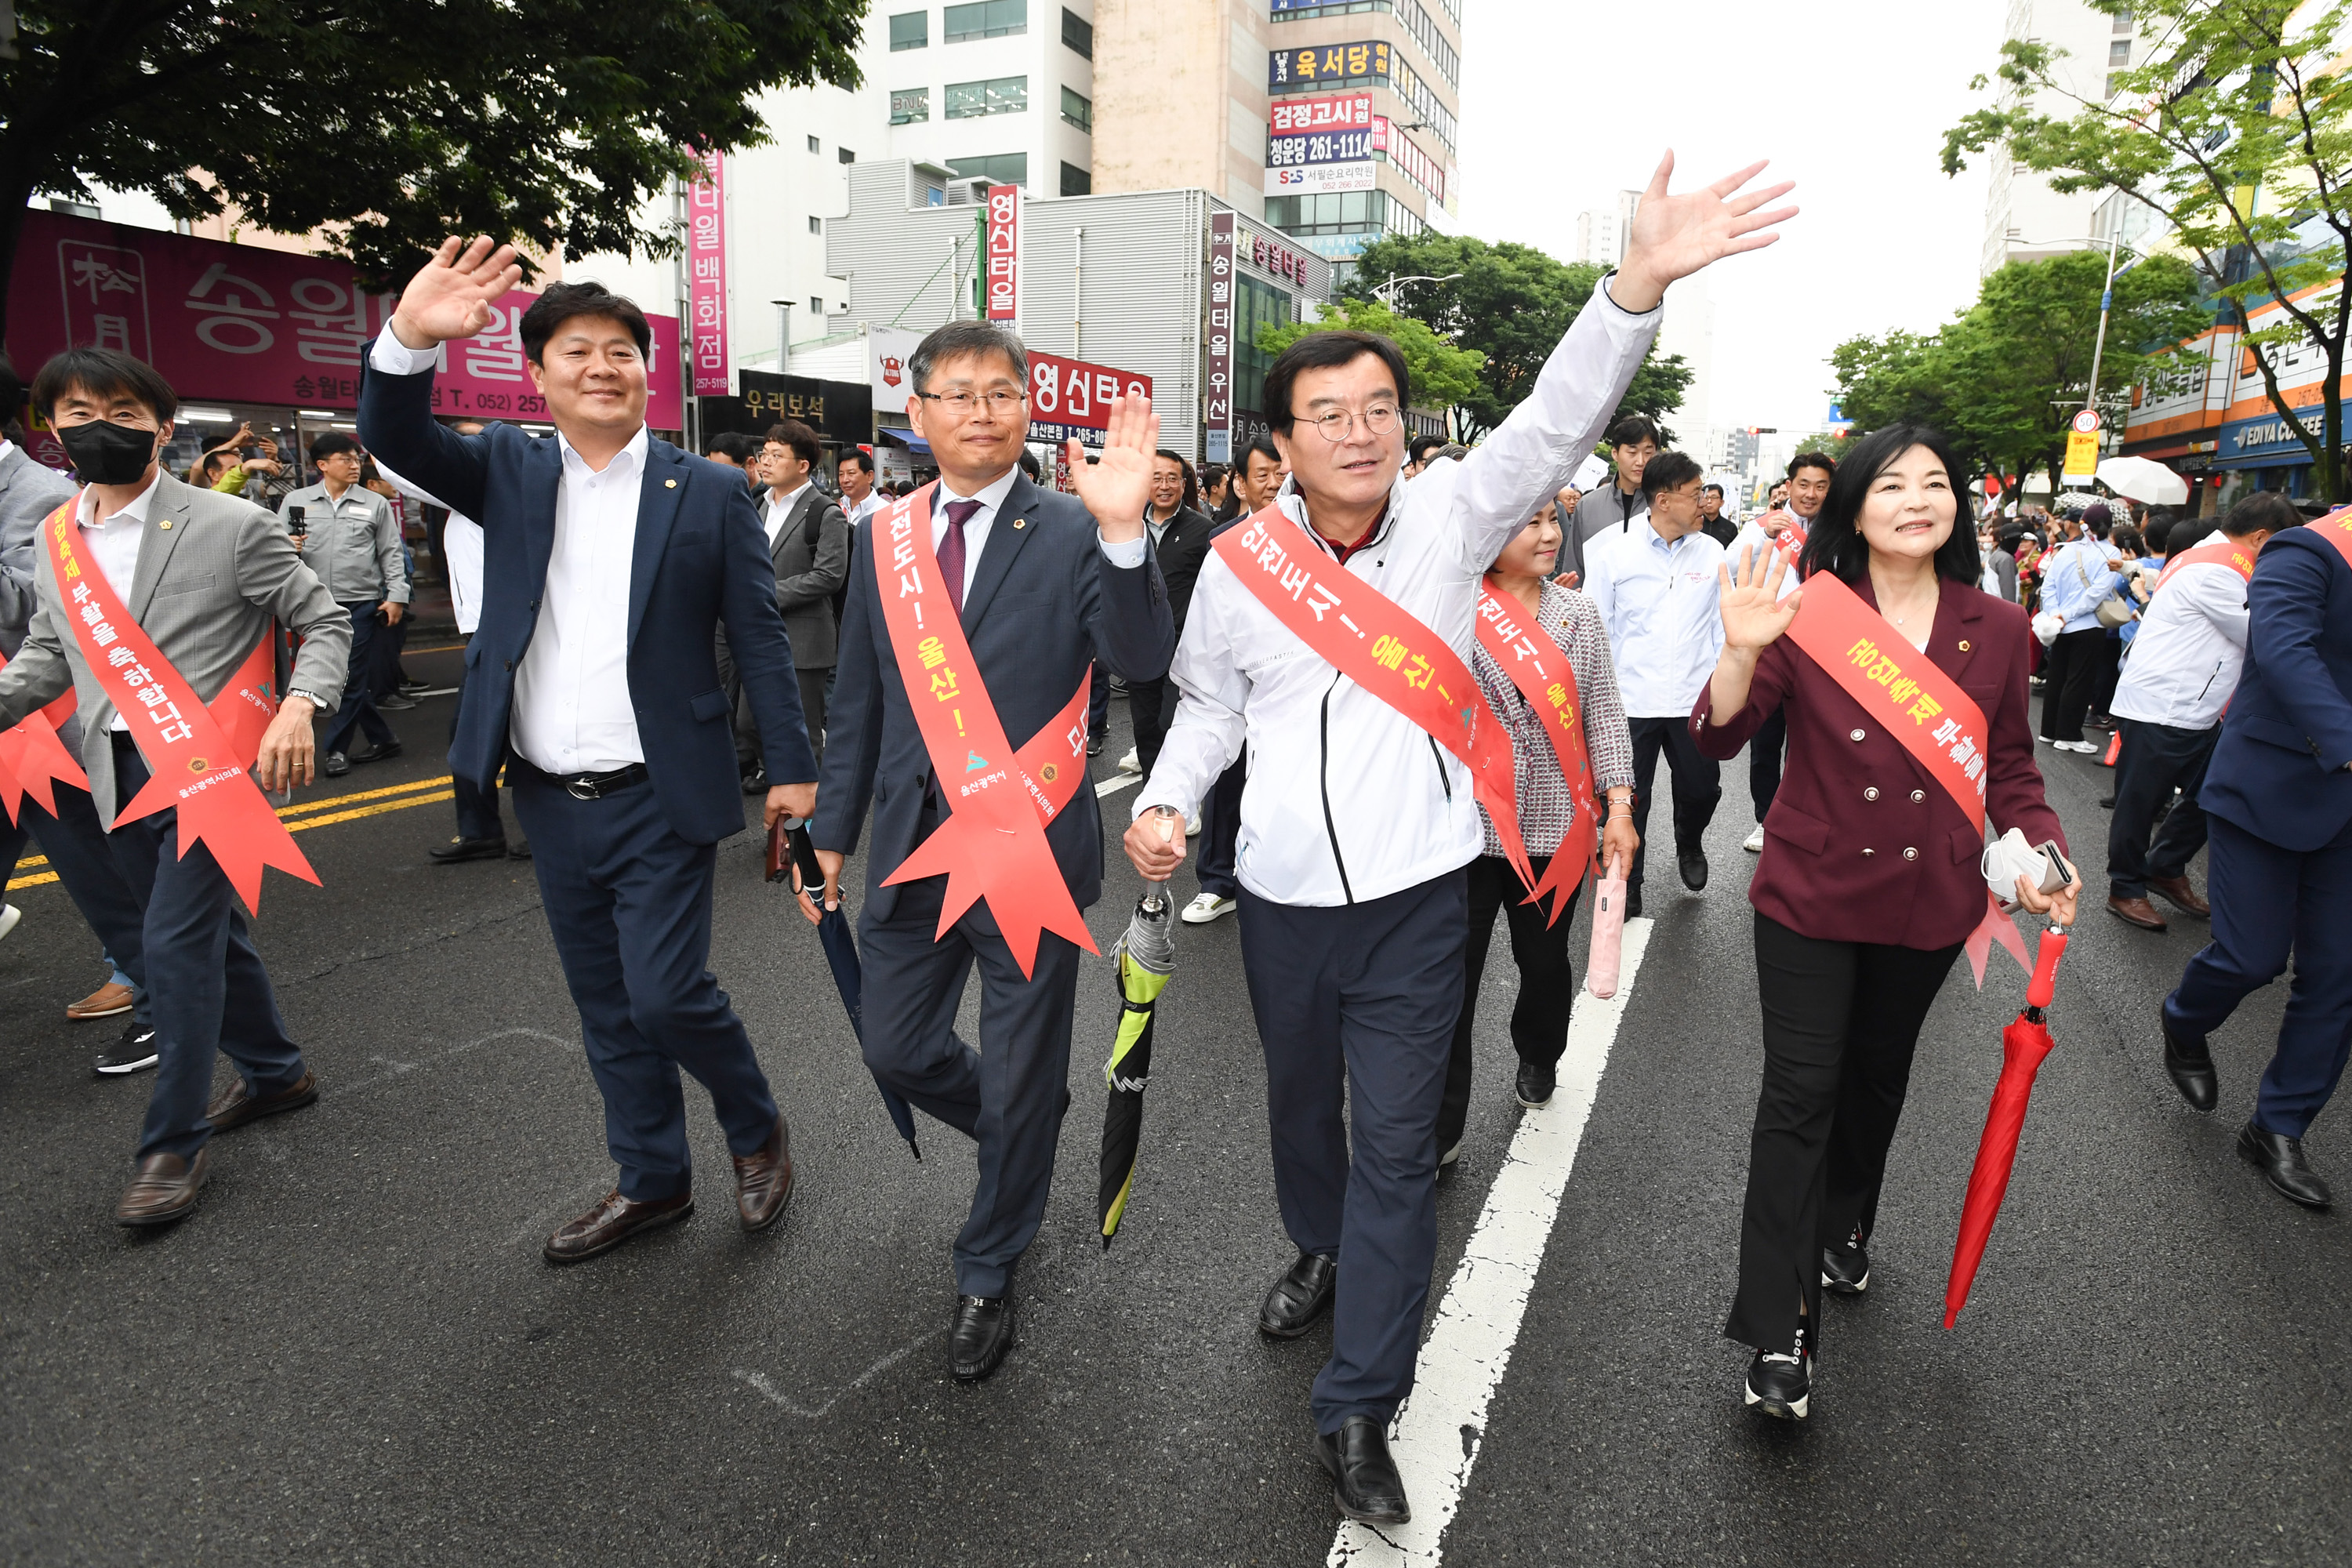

{"left": 1942, "top": 0, "right": 2352, "bottom": 498}
{"left": 1254, "top": 296, "right": 1486, "bottom": 419}
{"left": 1335, "top": 231, "right": 1691, "bottom": 444}
{"left": 0, "top": 0, "right": 867, "bottom": 344}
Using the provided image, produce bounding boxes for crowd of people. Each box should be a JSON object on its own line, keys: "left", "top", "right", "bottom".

{"left": 3, "top": 151, "right": 2347, "bottom": 1535}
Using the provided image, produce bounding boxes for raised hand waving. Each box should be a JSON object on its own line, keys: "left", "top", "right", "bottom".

{"left": 1613, "top": 153, "right": 1798, "bottom": 312}
{"left": 1066, "top": 393, "right": 1158, "bottom": 543}
{"left": 390, "top": 236, "right": 525, "bottom": 349}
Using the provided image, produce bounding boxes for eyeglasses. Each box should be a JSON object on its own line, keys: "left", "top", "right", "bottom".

{"left": 1301, "top": 403, "right": 1402, "bottom": 442}
{"left": 917, "top": 389, "right": 1027, "bottom": 416}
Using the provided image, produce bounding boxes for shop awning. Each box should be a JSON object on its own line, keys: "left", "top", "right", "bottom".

{"left": 877, "top": 428, "right": 933, "bottom": 455}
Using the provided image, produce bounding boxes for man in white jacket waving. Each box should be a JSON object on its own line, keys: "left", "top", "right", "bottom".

{"left": 1123, "top": 153, "right": 1794, "bottom": 1526}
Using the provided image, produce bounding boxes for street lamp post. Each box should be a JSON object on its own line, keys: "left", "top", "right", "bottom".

{"left": 772, "top": 300, "right": 793, "bottom": 375}
{"left": 1370, "top": 270, "right": 1461, "bottom": 307}
{"left": 2012, "top": 231, "right": 2131, "bottom": 488}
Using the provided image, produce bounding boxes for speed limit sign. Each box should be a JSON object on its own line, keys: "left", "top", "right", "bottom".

{"left": 2071, "top": 408, "right": 2102, "bottom": 434}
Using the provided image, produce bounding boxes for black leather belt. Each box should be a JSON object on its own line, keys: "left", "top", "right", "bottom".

{"left": 519, "top": 760, "right": 649, "bottom": 800}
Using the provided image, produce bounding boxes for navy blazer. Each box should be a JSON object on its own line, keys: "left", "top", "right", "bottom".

{"left": 2201, "top": 524, "right": 2352, "bottom": 851}
{"left": 815, "top": 474, "right": 1176, "bottom": 924}
{"left": 357, "top": 354, "right": 817, "bottom": 846}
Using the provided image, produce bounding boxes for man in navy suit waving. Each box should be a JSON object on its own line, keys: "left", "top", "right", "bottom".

{"left": 801, "top": 320, "right": 1174, "bottom": 1381}
{"left": 2164, "top": 507, "right": 2352, "bottom": 1210}
{"left": 360, "top": 238, "right": 816, "bottom": 1263}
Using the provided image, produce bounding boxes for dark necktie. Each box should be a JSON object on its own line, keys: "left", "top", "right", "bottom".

{"left": 940, "top": 498, "right": 981, "bottom": 615}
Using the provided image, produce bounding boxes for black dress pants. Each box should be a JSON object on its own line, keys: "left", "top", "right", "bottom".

{"left": 1626, "top": 714, "right": 1721, "bottom": 898}
{"left": 1725, "top": 913, "right": 1962, "bottom": 1356}
{"left": 1128, "top": 676, "right": 1173, "bottom": 779}
{"left": 2107, "top": 718, "right": 2216, "bottom": 899}
{"left": 1437, "top": 853, "right": 1583, "bottom": 1155}
{"left": 2039, "top": 627, "right": 2107, "bottom": 743}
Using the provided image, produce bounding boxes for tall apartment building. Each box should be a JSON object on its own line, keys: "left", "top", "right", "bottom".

{"left": 1980, "top": 0, "right": 2139, "bottom": 276}
{"left": 1574, "top": 191, "right": 1641, "bottom": 269}
{"left": 1090, "top": 0, "right": 1464, "bottom": 274}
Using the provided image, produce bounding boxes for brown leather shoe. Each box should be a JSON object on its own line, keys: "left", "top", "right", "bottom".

{"left": 2147, "top": 875, "right": 2211, "bottom": 917}
{"left": 543, "top": 1189, "right": 693, "bottom": 1265}
{"left": 206, "top": 1069, "right": 318, "bottom": 1134}
{"left": 66, "top": 981, "right": 135, "bottom": 1021}
{"left": 733, "top": 1113, "right": 795, "bottom": 1232}
{"left": 2107, "top": 895, "right": 2168, "bottom": 932}
{"left": 114, "top": 1148, "right": 210, "bottom": 1227}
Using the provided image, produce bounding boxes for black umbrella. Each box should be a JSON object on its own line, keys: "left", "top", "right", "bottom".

{"left": 1097, "top": 807, "right": 1181, "bottom": 1248}
{"left": 771, "top": 819, "right": 920, "bottom": 1159}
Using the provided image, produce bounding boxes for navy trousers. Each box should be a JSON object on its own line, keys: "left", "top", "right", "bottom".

{"left": 1195, "top": 757, "right": 1246, "bottom": 901}
{"left": 109, "top": 738, "right": 305, "bottom": 1163}
{"left": 449, "top": 651, "right": 505, "bottom": 843}
{"left": 0, "top": 782, "right": 154, "bottom": 1027}
{"left": 858, "top": 873, "right": 1084, "bottom": 1298}
{"left": 510, "top": 768, "right": 779, "bottom": 1202}
{"left": 2167, "top": 812, "right": 2352, "bottom": 1139}
{"left": 1240, "top": 867, "right": 1468, "bottom": 1433}
{"left": 1627, "top": 715, "right": 1722, "bottom": 897}
{"left": 323, "top": 601, "right": 396, "bottom": 757}
{"left": 2106, "top": 717, "right": 2215, "bottom": 899}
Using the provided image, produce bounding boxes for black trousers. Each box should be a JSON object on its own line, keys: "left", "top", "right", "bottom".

{"left": 1437, "top": 853, "right": 1582, "bottom": 1155}
{"left": 1196, "top": 757, "right": 1246, "bottom": 900}
{"left": 1626, "top": 715, "right": 1721, "bottom": 896}
{"left": 451, "top": 641, "right": 506, "bottom": 844}
{"left": 2107, "top": 717, "right": 2216, "bottom": 899}
{"left": 1748, "top": 707, "right": 1788, "bottom": 821}
{"left": 2039, "top": 626, "right": 2107, "bottom": 743}
{"left": 1128, "top": 676, "right": 1174, "bottom": 779}
{"left": 1725, "top": 913, "right": 1962, "bottom": 1356}
{"left": 2089, "top": 634, "right": 2122, "bottom": 719}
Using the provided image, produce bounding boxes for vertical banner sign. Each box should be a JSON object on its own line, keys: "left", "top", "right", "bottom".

{"left": 687, "top": 149, "right": 729, "bottom": 397}
{"left": 1204, "top": 212, "right": 1236, "bottom": 466}
{"left": 985, "top": 183, "right": 1021, "bottom": 323}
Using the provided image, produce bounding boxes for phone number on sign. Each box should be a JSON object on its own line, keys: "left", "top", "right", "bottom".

{"left": 430, "top": 389, "right": 549, "bottom": 415}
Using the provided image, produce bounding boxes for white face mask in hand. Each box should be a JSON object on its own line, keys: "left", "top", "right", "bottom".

{"left": 1981, "top": 828, "right": 2074, "bottom": 910}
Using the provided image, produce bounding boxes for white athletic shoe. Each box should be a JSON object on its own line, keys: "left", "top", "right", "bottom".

{"left": 1742, "top": 825, "right": 1766, "bottom": 854}
{"left": 0, "top": 904, "right": 19, "bottom": 943}
{"left": 1186, "top": 812, "right": 1201, "bottom": 837}
{"left": 1439, "top": 1140, "right": 1462, "bottom": 1168}
{"left": 2059, "top": 739, "right": 2100, "bottom": 753}
{"left": 1118, "top": 747, "right": 1142, "bottom": 774}
{"left": 1181, "top": 893, "right": 1236, "bottom": 924}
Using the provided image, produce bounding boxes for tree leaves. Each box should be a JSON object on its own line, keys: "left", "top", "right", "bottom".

{"left": 1254, "top": 296, "right": 1486, "bottom": 414}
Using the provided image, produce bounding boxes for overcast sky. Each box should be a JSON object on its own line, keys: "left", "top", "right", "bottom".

{"left": 1454, "top": 0, "right": 2006, "bottom": 436}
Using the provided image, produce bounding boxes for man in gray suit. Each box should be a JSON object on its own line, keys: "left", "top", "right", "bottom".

{"left": 0, "top": 348, "right": 351, "bottom": 1226}
{"left": 725, "top": 418, "right": 847, "bottom": 787}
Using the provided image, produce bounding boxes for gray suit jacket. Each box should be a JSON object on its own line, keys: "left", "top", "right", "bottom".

{"left": 764, "top": 485, "right": 850, "bottom": 670}
{"left": 0, "top": 471, "right": 353, "bottom": 826}
{"left": 0, "top": 443, "right": 79, "bottom": 656}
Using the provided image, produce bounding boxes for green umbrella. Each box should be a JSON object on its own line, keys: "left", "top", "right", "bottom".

{"left": 1097, "top": 808, "right": 1181, "bottom": 1248}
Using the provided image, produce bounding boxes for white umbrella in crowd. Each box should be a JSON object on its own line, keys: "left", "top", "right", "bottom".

{"left": 2094, "top": 456, "right": 2190, "bottom": 506}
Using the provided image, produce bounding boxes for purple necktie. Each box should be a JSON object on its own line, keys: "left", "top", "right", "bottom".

{"left": 940, "top": 498, "right": 981, "bottom": 615}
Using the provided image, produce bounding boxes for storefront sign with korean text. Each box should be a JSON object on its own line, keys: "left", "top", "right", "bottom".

{"left": 1204, "top": 213, "right": 1236, "bottom": 466}
{"left": 687, "top": 149, "right": 729, "bottom": 397}
{"left": 985, "top": 184, "right": 1021, "bottom": 322}
{"left": 701, "top": 369, "right": 874, "bottom": 448}
{"left": 1025, "top": 350, "right": 1152, "bottom": 449}
{"left": 1271, "top": 93, "right": 1375, "bottom": 136}
{"left": 8, "top": 208, "right": 684, "bottom": 426}
{"left": 1236, "top": 229, "right": 1312, "bottom": 288}
{"left": 1269, "top": 40, "right": 1394, "bottom": 91}
{"left": 1374, "top": 118, "right": 1447, "bottom": 203}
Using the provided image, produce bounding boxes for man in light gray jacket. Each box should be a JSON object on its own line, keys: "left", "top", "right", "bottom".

{"left": 279, "top": 431, "right": 406, "bottom": 774}
{"left": 1560, "top": 412, "right": 1657, "bottom": 588}
{"left": 0, "top": 347, "right": 350, "bottom": 1228}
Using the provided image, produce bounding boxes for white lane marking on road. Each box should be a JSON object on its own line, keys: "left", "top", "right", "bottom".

{"left": 734, "top": 1327, "right": 948, "bottom": 1419}
{"left": 1095, "top": 774, "right": 1141, "bottom": 798}
{"left": 1329, "top": 917, "right": 1653, "bottom": 1566}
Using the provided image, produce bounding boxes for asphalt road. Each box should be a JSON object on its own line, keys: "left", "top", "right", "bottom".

{"left": 2, "top": 652, "right": 2341, "bottom": 1567}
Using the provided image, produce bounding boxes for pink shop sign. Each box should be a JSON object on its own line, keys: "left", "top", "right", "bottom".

{"left": 9, "top": 209, "right": 684, "bottom": 428}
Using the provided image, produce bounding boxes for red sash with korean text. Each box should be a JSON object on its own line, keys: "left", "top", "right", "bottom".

{"left": 0, "top": 684, "right": 86, "bottom": 824}
{"left": 1215, "top": 506, "right": 1537, "bottom": 892}
{"left": 1475, "top": 589, "right": 1595, "bottom": 926}
{"left": 2317, "top": 505, "right": 2352, "bottom": 570}
{"left": 1783, "top": 572, "right": 2030, "bottom": 986}
{"left": 42, "top": 499, "right": 316, "bottom": 913}
{"left": 873, "top": 483, "right": 1098, "bottom": 978}
{"left": 2153, "top": 536, "right": 2256, "bottom": 593}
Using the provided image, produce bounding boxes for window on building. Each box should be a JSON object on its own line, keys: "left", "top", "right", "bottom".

{"left": 2110, "top": 38, "right": 2130, "bottom": 65}
{"left": 890, "top": 9, "right": 928, "bottom": 49}
{"left": 807, "top": 135, "right": 822, "bottom": 153}
{"left": 891, "top": 85, "right": 931, "bottom": 124}
{"left": 811, "top": 296, "right": 826, "bottom": 318}
{"left": 948, "top": 152, "right": 1029, "bottom": 185}
{"left": 1060, "top": 162, "right": 1091, "bottom": 196}
{"left": 1061, "top": 86, "right": 1091, "bottom": 132}
{"left": 808, "top": 216, "right": 823, "bottom": 234}
{"left": 1266, "top": 188, "right": 1398, "bottom": 238}
{"left": 2114, "top": 6, "right": 2132, "bottom": 31}
{"left": 840, "top": 147, "right": 857, "bottom": 164}
{"left": 945, "top": 0, "right": 1025, "bottom": 42}
{"left": 1232, "top": 274, "right": 1290, "bottom": 422}
{"left": 2106, "top": 71, "right": 2125, "bottom": 97}
{"left": 1061, "top": 6, "right": 1092, "bottom": 57}
{"left": 946, "top": 74, "right": 1027, "bottom": 118}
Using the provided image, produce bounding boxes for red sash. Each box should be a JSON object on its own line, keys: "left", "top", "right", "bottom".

{"left": 1783, "top": 572, "right": 2029, "bottom": 985}
{"left": 1214, "top": 506, "right": 1536, "bottom": 891}
{"left": 2310, "top": 505, "right": 2352, "bottom": 571}
{"left": 872, "top": 482, "right": 1098, "bottom": 978}
{"left": 1475, "top": 587, "right": 1595, "bottom": 926}
{"left": 0, "top": 685, "right": 86, "bottom": 823}
{"left": 2153, "top": 536, "right": 2256, "bottom": 593}
{"left": 42, "top": 499, "right": 316, "bottom": 913}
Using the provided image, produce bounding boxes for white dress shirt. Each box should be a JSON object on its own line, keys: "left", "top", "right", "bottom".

{"left": 846, "top": 490, "right": 884, "bottom": 528}
{"left": 373, "top": 459, "right": 483, "bottom": 635}
{"left": 1726, "top": 520, "right": 1802, "bottom": 601}
{"left": 1582, "top": 515, "right": 1727, "bottom": 718}
{"left": 2111, "top": 548, "right": 2254, "bottom": 730}
{"left": 76, "top": 471, "right": 165, "bottom": 731}
{"left": 764, "top": 480, "right": 813, "bottom": 550}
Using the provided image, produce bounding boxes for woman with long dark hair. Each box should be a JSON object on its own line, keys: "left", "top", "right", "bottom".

{"left": 1692, "top": 423, "right": 2080, "bottom": 1421}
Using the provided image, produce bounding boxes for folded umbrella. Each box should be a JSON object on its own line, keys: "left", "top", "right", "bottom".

{"left": 769, "top": 819, "right": 920, "bottom": 1160}
{"left": 1098, "top": 808, "right": 1181, "bottom": 1248}
{"left": 1944, "top": 923, "right": 2069, "bottom": 1327}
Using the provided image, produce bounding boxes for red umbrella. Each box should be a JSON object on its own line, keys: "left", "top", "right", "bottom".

{"left": 1944, "top": 924, "right": 2070, "bottom": 1329}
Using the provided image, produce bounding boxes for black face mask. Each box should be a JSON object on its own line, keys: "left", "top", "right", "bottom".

{"left": 57, "top": 420, "right": 158, "bottom": 486}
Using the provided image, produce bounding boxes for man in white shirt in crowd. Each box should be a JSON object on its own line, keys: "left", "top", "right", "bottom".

{"left": 2040, "top": 500, "right": 2125, "bottom": 752}
{"left": 837, "top": 446, "right": 883, "bottom": 528}
{"left": 1584, "top": 448, "right": 1729, "bottom": 916}
{"left": 1726, "top": 451, "right": 1831, "bottom": 850}
{"left": 1124, "top": 155, "right": 1791, "bottom": 1524}
{"left": 2103, "top": 492, "right": 2296, "bottom": 932}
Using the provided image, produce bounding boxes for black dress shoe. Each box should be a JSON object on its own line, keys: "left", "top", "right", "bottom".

{"left": 430, "top": 835, "right": 510, "bottom": 864}
{"left": 1259, "top": 1250, "right": 1337, "bottom": 1338}
{"left": 2237, "top": 1122, "right": 2332, "bottom": 1210}
{"left": 1678, "top": 848, "right": 1708, "bottom": 891}
{"left": 741, "top": 768, "right": 768, "bottom": 797}
{"left": 2161, "top": 1009, "right": 2218, "bottom": 1113}
{"left": 950, "top": 1292, "right": 1017, "bottom": 1381}
{"left": 1316, "top": 1416, "right": 1410, "bottom": 1524}
{"left": 1086, "top": 736, "right": 1105, "bottom": 757}
{"left": 1515, "top": 1058, "right": 1556, "bottom": 1108}
{"left": 322, "top": 751, "right": 350, "bottom": 778}
{"left": 1821, "top": 1224, "right": 1869, "bottom": 1296}
{"left": 1625, "top": 887, "right": 1644, "bottom": 920}
{"left": 1744, "top": 1322, "right": 1812, "bottom": 1420}
{"left": 348, "top": 739, "right": 404, "bottom": 766}
{"left": 509, "top": 840, "right": 533, "bottom": 860}
{"left": 375, "top": 691, "right": 418, "bottom": 711}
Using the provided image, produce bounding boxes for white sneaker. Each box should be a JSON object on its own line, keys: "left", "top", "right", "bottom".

{"left": 1439, "top": 1140, "right": 1462, "bottom": 1167}
{"left": 1119, "top": 747, "right": 1142, "bottom": 774}
{"left": 1185, "top": 812, "right": 1201, "bottom": 837}
{"left": 1742, "top": 825, "right": 1766, "bottom": 853}
{"left": 2060, "top": 739, "right": 2100, "bottom": 753}
{"left": 1181, "top": 893, "right": 1236, "bottom": 924}
{"left": 0, "top": 904, "right": 18, "bottom": 943}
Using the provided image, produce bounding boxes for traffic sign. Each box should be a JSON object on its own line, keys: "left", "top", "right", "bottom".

{"left": 2071, "top": 408, "right": 2102, "bottom": 435}
{"left": 2063, "top": 430, "right": 2100, "bottom": 479}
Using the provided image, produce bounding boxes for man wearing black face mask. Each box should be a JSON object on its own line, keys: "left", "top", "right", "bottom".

{"left": 0, "top": 347, "right": 352, "bottom": 1228}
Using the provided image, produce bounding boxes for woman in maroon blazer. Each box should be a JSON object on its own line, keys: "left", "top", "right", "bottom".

{"left": 1692, "top": 423, "right": 2080, "bottom": 1421}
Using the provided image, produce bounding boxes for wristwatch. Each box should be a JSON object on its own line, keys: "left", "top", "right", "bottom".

{"left": 285, "top": 688, "right": 329, "bottom": 711}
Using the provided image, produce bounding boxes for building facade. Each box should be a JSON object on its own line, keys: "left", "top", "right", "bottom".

{"left": 1979, "top": 0, "right": 2140, "bottom": 277}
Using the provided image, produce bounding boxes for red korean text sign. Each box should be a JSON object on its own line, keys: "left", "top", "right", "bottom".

{"left": 688, "top": 149, "right": 730, "bottom": 397}
{"left": 1025, "top": 350, "right": 1153, "bottom": 449}
{"left": 985, "top": 184, "right": 1020, "bottom": 322}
